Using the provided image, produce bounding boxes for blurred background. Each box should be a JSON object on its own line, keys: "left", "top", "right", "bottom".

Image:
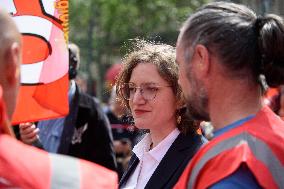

{"left": 69, "top": 0, "right": 284, "bottom": 103}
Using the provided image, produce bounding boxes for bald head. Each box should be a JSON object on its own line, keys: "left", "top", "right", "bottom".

{"left": 68, "top": 43, "right": 80, "bottom": 65}
{"left": 0, "top": 9, "right": 22, "bottom": 120}
{"left": 0, "top": 9, "right": 21, "bottom": 52}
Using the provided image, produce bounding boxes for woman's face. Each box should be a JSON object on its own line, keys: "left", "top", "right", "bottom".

{"left": 128, "top": 63, "right": 178, "bottom": 131}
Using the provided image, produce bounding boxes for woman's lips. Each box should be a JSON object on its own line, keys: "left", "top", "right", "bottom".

{"left": 134, "top": 109, "right": 149, "bottom": 116}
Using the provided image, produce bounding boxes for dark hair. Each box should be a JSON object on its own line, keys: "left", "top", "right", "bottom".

{"left": 180, "top": 2, "right": 284, "bottom": 87}
{"left": 68, "top": 43, "right": 80, "bottom": 80}
{"left": 116, "top": 39, "right": 198, "bottom": 134}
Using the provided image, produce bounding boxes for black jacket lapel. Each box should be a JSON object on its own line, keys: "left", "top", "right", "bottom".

{"left": 145, "top": 133, "right": 204, "bottom": 189}
{"left": 119, "top": 154, "right": 140, "bottom": 188}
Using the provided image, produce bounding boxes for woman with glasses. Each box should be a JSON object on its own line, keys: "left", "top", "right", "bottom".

{"left": 116, "top": 40, "right": 206, "bottom": 189}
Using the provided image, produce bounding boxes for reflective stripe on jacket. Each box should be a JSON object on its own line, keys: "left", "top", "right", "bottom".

{"left": 174, "top": 106, "right": 284, "bottom": 189}
{"left": 0, "top": 134, "right": 118, "bottom": 189}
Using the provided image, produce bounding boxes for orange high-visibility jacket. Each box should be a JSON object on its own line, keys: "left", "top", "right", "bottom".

{"left": 0, "top": 85, "right": 118, "bottom": 189}
{"left": 174, "top": 106, "right": 284, "bottom": 189}
{"left": 0, "top": 134, "right": 118, "bottom": 189}
{"left": 0, "top": 86, "right": 11, "bottom": 135}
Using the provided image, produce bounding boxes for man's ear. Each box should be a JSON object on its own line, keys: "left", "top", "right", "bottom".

{"left": 192, "top": 44, "right": 210, "bottom": 78}
{"left": 4, "top": 42, "right": 21, "bottom": 87}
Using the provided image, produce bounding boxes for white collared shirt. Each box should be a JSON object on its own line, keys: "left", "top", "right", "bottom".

{"left": 122, "top": 128, "right": 180, "bottom": 189}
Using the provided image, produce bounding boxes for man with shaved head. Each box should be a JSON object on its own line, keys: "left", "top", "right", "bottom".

{"left": 0, "top": 8, "right": 21, "bottom": 121}
{"left": 0, "top": 9, "right": 117, "bottom": 188}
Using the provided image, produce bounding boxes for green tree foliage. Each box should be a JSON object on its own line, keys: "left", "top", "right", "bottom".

{"left": 69, "top": 0, "right": 209, "bottom": 99}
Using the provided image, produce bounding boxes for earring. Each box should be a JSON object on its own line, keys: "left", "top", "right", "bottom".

{"left": 177, "top": 115, "right": 181, "bottom": 124}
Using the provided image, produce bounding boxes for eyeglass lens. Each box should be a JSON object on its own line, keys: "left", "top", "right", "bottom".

{"left": 122, "top": 83, "right": 159, "bottom": 100}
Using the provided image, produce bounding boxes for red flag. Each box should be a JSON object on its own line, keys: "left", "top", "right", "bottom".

{"left": 1, "top": 0, "right": 69, "bottom": 124}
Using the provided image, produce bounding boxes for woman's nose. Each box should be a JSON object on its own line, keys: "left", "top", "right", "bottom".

{"left": 132, "top": 88, "right": 145, "bottom": 103}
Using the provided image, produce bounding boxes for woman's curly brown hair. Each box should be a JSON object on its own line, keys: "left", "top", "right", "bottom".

{"left": 116, "top": 39, "right": 198, "bottom": 134}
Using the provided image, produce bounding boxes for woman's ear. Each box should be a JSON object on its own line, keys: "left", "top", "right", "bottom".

{"left": 176, "top": 94, "right": 186, "bottom": 110}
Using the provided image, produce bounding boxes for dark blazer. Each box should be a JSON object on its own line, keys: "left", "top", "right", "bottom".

{"left": 57, "top": 85, "right": 116, "bottom": 170}
{"left": 119, "top": 132, "right": 206, "bottom": 189}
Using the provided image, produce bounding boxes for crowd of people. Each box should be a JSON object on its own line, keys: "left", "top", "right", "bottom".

{"left": 1, "top": 1, "right": 284, "bottom": 189}
{"left": 16, "top": 43, "right": 116, "bottom": 171}
{"left": 0, "top": 8, "right": 117, "bottom": 188}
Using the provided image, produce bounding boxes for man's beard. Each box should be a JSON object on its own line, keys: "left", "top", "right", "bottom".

{"left": 185, "top": 68, "right": 210, "bottom": 121}
{"left": 185, "top": 90, "right": 210, "bottom": 121}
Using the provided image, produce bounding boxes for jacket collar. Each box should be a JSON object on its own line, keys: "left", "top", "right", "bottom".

{"left": 119, "top": 132, "right": 206, "bottom": 188}
{"left": 74, "top": 84, "right": 93, "bottom": 109}
{"left": 119, "top": 154, "right": 139, "bottom": 187}
{"left": 144, "top": 132, "right": 204, "bottom": 189}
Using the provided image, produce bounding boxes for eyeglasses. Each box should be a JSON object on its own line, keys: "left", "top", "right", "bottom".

{"left": 121, "top": 82, "right": 172, "bottom": 101}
